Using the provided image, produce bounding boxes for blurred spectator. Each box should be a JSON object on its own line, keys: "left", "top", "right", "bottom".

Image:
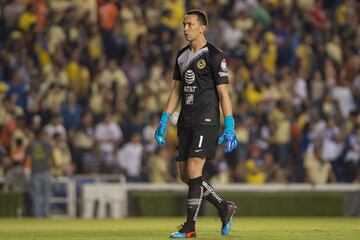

{"left": 211, "top": 161, "right": 232, "bottom": 184}
{"left": 30, "top": 115, "right": 42, "bottom": 134}
{"left": 261, "top": 31, "right": 277, "bottom": 74}
{"left": 331, "top": 80, "right": 356, "bottom": 119}
{"left": 87, "top": 25, "right": 103, "bottom": 63}
{"left": 221, "top": 16, "right": 243, "bottom": 52}
{"left": 292, "top": 68, "right": 308, "bottom": 110}
{"left": 269, "top": 102, "right": 291, "bottom": 168}
{"left": 321, "top": 115, "right": 345, "bottom": 182}
{"left": 94, "top": 112, "right": 122, "bottom": 168}
{"left": 66, "top": 53, "right": 91, "bottom": 101}
{"left": 304, "top": 138, "right": 335, "bottom": 184}
{"left": 307, "top": 1, "right": 329, "bottom": 31}
{"left": 72, "top": 111, "right": 95, "bottom": 173}
{"left": 245, "top": 144, "right": 266, "bottom": 184}
{"left": 120, "top": 112, "right": 144, "bottom": 143}
{"left": 113, "top": 24, "right": 129, "bottom": 63}
{"left": 148, "top": 147, "right": 172, "bottom": 183}
{"left": 160, "top": 0, "right": 185, "bottom": 31}
{"left": 234, "top": 118, "right": 250, "bottom": 162}
{"left": 344, "top": 125, "right": 360, "bottom": 182}
{"left": 35, "top": 0, "right": 49, "bottom": 32}
{"left": 89, "top": 83, "right": 110, "bottom": 118}
{"left": 98, "top": 60, "right": 129, "bottom": 112}
{"left": 25, "top": 74, "right": 44, "bottom": 118}
{"left": 52, "top": 133, "right": 73, "bottom": 177}
{"left": 4, "top": 138, "right": 27, "bottom": 192}
{"left": 0, "top": 95, "right": 23, "bottom": 127}
{"left": 25, "top": 129, "right": 53, "bottom": 217}
{"left": 8, "top": 72, "right": 26, "bottom": 109}
{"left": 309, "top": 71, "right": 325, "bottom": 107}
{"left": 44, "top": 114, "right": 67, "bottom": 140}
{"left": 261, "top": 151, "right": 284, "bottom": 183}
{"left": 18, "top": 3, "right": 36, "bottom": 32}
{"left": 98, "top": 0, "right": 118, "bottom": 59}
{"left": 42, "top": 83, "right": 66, "bottom": 115}
{"left": 60, "top": 91, "right": 81, "bottom": 129}
{"left": 10, "top": 116, "right": 30, "bottom": 152}
{"left": 82, "top": 142, "right": 105, "bottom": 174}
{"left": 116, "top": 132, "right": 143, "bottom": 182}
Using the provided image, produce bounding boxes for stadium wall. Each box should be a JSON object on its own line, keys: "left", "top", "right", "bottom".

{"left": 127, "top": 184, "right": 360, "bottom": 217}
{"left": 0, "top": 192, "right": 23, "bottom": 217}
{"left": 129, "top": 191, "right": 359, "bottom": 217}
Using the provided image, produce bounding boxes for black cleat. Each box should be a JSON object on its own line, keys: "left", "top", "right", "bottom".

{"left": 218, "top": 201, "right": 237, "bottom": 236}
{"left": 170, "top": 222, "right": 196, "bottom": 238}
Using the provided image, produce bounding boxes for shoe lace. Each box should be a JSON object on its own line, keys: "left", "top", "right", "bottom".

{"left": 176, "top": 223, "right": 184, "bottom": 231}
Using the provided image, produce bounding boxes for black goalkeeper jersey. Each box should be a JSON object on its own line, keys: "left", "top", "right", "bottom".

{"left": 173, "top": 42, "right": 229, "bottom": 127}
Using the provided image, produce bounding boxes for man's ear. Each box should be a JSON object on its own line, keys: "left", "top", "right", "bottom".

{"left": 200, "top": 25, "right": 206, "bottom": 34}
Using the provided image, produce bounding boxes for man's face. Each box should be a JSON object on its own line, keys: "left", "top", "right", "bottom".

{"left": 183, "top": 14, "right": 205, "bottom": 42}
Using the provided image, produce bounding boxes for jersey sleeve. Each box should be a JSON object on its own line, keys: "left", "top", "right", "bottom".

{"left": 211, "top": 52, "right": 229, "bottom": 85}
{"left": 172, "top": 53, "right": 181, "bottom": 81}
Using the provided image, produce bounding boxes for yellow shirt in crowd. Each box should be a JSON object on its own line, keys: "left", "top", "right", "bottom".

{"left": 18, "top": 11, "right": 37, "bottom": 32}
{"left": 246, "top": 160, "right": 266, "bottom": 184}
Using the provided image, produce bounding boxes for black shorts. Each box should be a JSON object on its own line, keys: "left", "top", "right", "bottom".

{"left": 176, "top": 125, "right": 219, "bottom": 161}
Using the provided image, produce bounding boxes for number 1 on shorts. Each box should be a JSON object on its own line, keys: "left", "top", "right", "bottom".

{"left": 198, "top": 135, "right": 204, "bottom": 148}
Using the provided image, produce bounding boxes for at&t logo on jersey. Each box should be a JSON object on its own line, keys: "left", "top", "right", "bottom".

{"left": 218, "top": 59, "right": 228, "bottom": 77}
{"left": 184, "top": 69, "right": 196, "bottom": 84}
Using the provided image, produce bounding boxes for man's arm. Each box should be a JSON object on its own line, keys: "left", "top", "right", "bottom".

{"left": 24, "top": 155, "right": 32, "bottom": 176}
{"left": 216, "top": 84, "right": 232, "bottom": 117}
{"left": 216, "top": 83, "right": 238, "bottom": 153}
{"left": 154, "top": 80, "right": 182, "bottom": 145}
{"left": 164, "top": 80, "right": 182, "bottom": 115}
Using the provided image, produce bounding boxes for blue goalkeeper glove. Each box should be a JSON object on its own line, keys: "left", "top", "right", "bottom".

{"left": 154, "top": 112, "right": 170, "bottom": 145}
{"left": 218, "top": 115, "right": 238, "bottom": 153}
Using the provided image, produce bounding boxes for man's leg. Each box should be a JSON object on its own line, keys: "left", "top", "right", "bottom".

{"left": 185, "top": 157, "right": 205, "bottom": 227}
{"left": 179, "top": 162, "right": 225, "bottom": 206}
{"left": 177, "top": 146, "right": 236, "bottom": 236}
{"left": 170, "top": 158, "right": 204, "bottom": 238}
{"left": 30, "top": 174, "right": 41, "bottom": 217}
{"left": 202, "top": 176, "right": 236, "bottom": 236}
{"left": 201, "top": 177, "right": 227, "bottom": 211}
{"left": 42, "top": 172, "right": 52, "bottom": 217}
{"left": 172, "top": 126, "right": 236, "bottom": 237}
{"left": 179, "top": 159, "right": 228, "bottom": 218}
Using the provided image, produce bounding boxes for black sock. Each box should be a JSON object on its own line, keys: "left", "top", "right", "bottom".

{"left": 201, "top": 177, "right": 227, "bottom": 211}
{"left": 186, "top": 176, "right": 204, "bottom": 230}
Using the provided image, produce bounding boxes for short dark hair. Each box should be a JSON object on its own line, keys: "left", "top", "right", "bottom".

{"left": 186, "top": 9, "right": 208, "bottom": 27}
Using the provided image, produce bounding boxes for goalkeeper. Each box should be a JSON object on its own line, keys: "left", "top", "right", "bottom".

{"left": 154, "top": 9, "right": 238, "bottom": 239}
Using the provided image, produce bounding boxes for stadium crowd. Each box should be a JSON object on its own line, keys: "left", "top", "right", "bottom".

{"left": 0, "top": 0, "right": 359, "bottom": 194}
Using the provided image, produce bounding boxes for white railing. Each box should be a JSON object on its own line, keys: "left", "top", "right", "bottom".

{"left": 53, "top": 175, "right": 126, "bottom": 218}
{"left": 52, "top": 177, "right": 76, "bottom": 218}
{"left": 0, "top": 174, "right": 125, "bottom": 218}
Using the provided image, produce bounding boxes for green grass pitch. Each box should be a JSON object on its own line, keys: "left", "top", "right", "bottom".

{"left": 0, "top": 217, "right": 359, "bottom": 240}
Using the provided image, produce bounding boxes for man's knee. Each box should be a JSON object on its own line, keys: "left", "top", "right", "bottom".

{"left": 187, "top": 157, "right": 205, "bottom": 178}
{"left": 187, "top": 164, "right": 198, "bottom": 178}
